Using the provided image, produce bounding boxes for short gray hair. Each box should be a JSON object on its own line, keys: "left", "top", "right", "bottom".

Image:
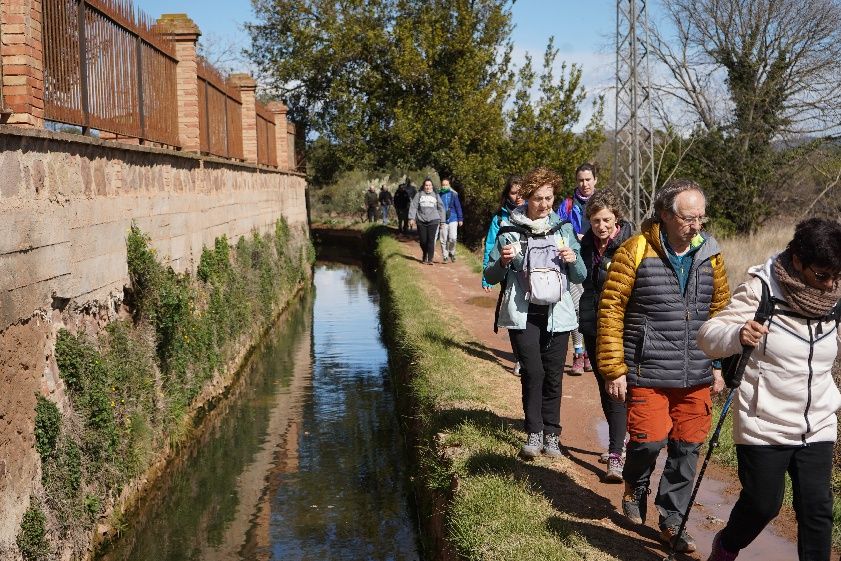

{"left": 652, "top": 179, "right": 706, "bottom": 221}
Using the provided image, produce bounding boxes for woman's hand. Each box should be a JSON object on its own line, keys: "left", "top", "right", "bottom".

{"left": 558, "top": 246, "right": 576, "bottom": 264}
{"left": 408, "top": 219, "right": 416, "bottom": 229}
{"left": 483, "top": 286, "right": 492, "bottom": 292}
{"left": 739, "top": 320, "right": 769, "bottom": 347}
{"left": 606, "top": 375, "right": 627, "bottom": 402}
{"left": 500, "top": 243, "right": 518, "bottom": 267}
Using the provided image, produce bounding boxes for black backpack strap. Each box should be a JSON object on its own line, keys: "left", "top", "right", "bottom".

{"left": 496, "top": 224, "right": 531, "bottom": 239}
{"left": 493, "top": 273, "right": 507, "bottom": 333}
{"left": 723, "top": 275, "right": 773, "bottom": 388}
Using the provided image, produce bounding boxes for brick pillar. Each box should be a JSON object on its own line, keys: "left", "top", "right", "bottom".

{"left": 286, "top": 122, "right": 297, "bottom": 170}
{"left": 230, "top": 73, "right": 257, "bottom": 164}
{"left": 156, "top": 14, "right": 200, "bottom": 152}
{"left": 1, "top": 0, "right": 45, "bottom": 126}
{"left": 266, "top": 101, "right": 289, "bottom": 170}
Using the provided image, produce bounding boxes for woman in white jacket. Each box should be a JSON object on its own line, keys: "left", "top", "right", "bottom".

{"left": 697, "top": 218, "right": 841, "bottom": 561}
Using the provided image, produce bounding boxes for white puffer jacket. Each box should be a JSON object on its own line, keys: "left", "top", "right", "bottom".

{"left": 697, "top": 256, "right": 841, "bottom": 446}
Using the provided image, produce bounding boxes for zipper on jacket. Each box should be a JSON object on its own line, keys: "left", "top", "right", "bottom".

{"left": 803, "top": 319, "right": 815, "bottom": 442}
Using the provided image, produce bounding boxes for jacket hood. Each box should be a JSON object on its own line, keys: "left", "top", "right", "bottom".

{"left": 748, "top": 254, "right": 788, "bottom": 302}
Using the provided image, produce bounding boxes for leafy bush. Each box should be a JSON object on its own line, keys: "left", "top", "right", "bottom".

{"left": 16, "top": 502, "right": 48, "bottom": 561}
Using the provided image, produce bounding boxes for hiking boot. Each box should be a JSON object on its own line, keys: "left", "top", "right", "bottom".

{"left": 543, "top": 433, "right": 564, "bottom": 458}
{"left": 707, "top": 530, "right": 738, "bottom": 561}
{"left": 605, "top": 452, "right": 624, "bottom": 482}
{"left": 599, "top": 447, "right": 626, "bottom": 463}
{"left": 570, "top": 353, "right": 585, "bottom": 375}
{"left": 512, "top": 361, "right": 521, "bottom": 377}
{"left": 442, "top": 256, "right": 449, "bottom": 263}
{"left": 520, "top": 432, "right": 543, "bottom": 459}
{"left": 621, "top": 483, "right": 650, "bottom": 524}
{"left": 583, "top": 353, "right": 593, "bottom": 372}
{"left": 660, "top": 525, "right": 697, "bottom": 553}
{"left": 450, "top": 255, "right": 456, "bottom": 262}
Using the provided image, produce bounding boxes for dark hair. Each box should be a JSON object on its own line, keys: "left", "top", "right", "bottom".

{"left": 788, "top": 218, "right": 841, "bottom": 270}
{"left": 652, "top": 178, "right": 705, "bottom": 222}
{"left": 422, "top": 177, "right": 434, "bottom": 187}
{"left": 585, "top": 189, "right": 626, "bottom": 221}
{"left": 575, "top": 162, "right": 598, "bottom": 179}
{"left": 521, "top": 167, "right": 562, "bottom": 200}
{"left": 501, "top": 174, "right": 523, "bottom": 207}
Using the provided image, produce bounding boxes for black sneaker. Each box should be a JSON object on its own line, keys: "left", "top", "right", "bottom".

{"left": 621, "top": 482, "right": 650, "bottom": 524}
{"left": 660, "top": 525, "right": 697, "bottom": 553}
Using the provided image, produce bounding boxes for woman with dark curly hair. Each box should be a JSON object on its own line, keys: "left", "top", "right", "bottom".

{"left": 698, "top": 218, "right": 841, "bottom": 561}
{"left": 484, "top": 167, "right": 586, "bottom": 458}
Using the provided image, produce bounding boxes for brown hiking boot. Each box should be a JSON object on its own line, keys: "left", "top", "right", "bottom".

{"left": 621, "top": 482, "right": 649, "bottom": 524}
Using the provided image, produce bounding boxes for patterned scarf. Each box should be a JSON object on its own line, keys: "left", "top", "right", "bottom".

{"left": 772, "top": 249, "right": 841, "bottom": 317}
{"left": 574, "top": 189, "right": 592, "bottom": 205}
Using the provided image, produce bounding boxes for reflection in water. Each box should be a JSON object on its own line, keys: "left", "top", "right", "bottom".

{"left": 99, "top": 263, "right": 420, "bottom": 561}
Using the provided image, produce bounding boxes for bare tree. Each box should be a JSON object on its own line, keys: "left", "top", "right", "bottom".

{"left": 652, "top": 0, "right": 841, "bottom": 136}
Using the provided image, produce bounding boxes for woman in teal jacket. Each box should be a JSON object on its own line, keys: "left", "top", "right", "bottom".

{"left": 484, "top": 167, "right": 586, "bottom": 459}
{"left": 483, "top": 175, "right": 523, "bottom": 290}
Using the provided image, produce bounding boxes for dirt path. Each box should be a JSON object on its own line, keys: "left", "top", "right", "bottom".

{"left": 396, "top": 234, "right": 814, "bottom": 561}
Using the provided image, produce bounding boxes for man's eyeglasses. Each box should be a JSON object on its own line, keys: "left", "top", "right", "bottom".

{"left": 807, "top": 265, "right": 841, "bottom": 283}
{"left": 674, "top": 214, "right": 709, "bottom": 226}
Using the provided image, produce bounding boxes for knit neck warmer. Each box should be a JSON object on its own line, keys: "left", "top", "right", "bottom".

{"left": 574, "top": 189, "right": 592, "bottom": 205}
{"left": 503, "top": 198, "right": 518, "bottom": 212}
{"left": 772, "top": 249, "right": 841, "bottom": 317}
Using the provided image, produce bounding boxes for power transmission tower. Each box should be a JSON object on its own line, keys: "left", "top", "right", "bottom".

{"left": 614, "top": 0, "right": 656, "bottom": 226}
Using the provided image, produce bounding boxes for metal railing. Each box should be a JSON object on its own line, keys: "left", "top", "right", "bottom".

{"left": 255, "top": 102, "right": 277, "bottom": 167}
{"left": 42, "top": 0, "right": 179, "bottom": 146}
{"left": 197, "top": 58, "right": 244, "bottom": 160}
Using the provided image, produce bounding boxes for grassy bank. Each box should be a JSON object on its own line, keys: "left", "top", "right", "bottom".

{"left": 372, "top": 229, "right": 617, "bottom": 561}
{"left": 20, "top": 220, "right": 313, "bottom": 561}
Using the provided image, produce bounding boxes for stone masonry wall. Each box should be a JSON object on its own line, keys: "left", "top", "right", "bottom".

{"left": 0, "top": 126, "right": 307, "bottom": 556}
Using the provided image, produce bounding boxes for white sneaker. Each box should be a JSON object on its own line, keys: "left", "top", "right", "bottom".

{"left": 512, "top": 361, "right": 521, "bottom": 376}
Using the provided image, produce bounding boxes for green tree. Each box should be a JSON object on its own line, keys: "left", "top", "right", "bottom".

{"left": 507, "top": 38, "right": 604, "bottom": 197}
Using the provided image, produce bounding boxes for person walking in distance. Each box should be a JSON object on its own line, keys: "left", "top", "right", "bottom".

{"left": 408, "top": 178, "right": 446, "bottom": 265}
{"left": 379, "top": 185, "right": 393, "bottom": 225}
{"left": 437, "top": 178, "right": 463, "bottom": 263}
{"left": 483, "top": 175, "right": 524, "bottom": 376}
{"left": 364, "top": 185, "right": 379, "bottom": 223}
{"left": 578, "top": 190, "right": 634, "bottom": 482}
{"left": 597, "top": 179, "right": 730, "bottom": 553}
{"left": 558, "top": 163, "right": 599, "bottom": 375}
{"left": 484, "top": 167, "right": 586, "bottom": 459}
{"left": 698, "top": 218, "right": 841, "bottom": 561}
{"left": 393, "top": 183, "right": 411, "bottom": 234}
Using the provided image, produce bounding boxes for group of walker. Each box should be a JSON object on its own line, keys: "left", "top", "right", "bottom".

{"left": 481, "top": 164, "right": 841, "bottom": 561}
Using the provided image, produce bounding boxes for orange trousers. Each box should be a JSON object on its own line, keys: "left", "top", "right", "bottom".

{"left": 626, "top": 385, "right": 712, "bottom": 444}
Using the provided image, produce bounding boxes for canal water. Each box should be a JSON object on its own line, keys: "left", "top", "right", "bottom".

{"left": 100, "top": 263, "right": 421, "bottom": 561}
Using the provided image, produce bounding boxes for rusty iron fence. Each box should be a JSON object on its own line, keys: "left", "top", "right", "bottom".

{"left": 42, "top": 0, "right": 179, "bottom": 146}
{"left": 255, "top": 102, "right": 277, "bottom": 167}
{"left": 197, "top": 57, "right": 244, "bottom": 160}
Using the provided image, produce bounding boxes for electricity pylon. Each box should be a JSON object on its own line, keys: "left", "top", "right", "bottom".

{"left": 614, "top": 0, "right": 656, "bottom": 225}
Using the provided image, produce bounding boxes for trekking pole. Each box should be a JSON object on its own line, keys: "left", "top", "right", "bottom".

{"left": 663, "top": 299, "right": 771, "bottom": 561}
{"left": 662, "top": 387, "right": 736, "bottom": 561}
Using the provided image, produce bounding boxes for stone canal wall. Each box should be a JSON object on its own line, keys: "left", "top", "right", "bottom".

{"left": 0, "top": 126, "right": 309, "bottom": 559}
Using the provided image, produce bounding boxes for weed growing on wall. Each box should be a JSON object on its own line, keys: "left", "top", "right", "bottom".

{"left": 16, "top": 500, "right": 49, "bottom": 561}
{"left": 28, "top": 219, "right": 312, "bottom": 559}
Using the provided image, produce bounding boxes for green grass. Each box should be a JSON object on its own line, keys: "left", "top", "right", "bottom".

{"left": 375, "top": 230, "right": 616, "bottom": 560}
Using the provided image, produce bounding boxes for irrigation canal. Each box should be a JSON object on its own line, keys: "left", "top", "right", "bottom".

{"left": 99, "top": 262, "right": 421, "bottom": 561}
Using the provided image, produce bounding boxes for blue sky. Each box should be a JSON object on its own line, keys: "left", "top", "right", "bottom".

{"left": 141, "top": 0, "right": 620, "bottom": 118}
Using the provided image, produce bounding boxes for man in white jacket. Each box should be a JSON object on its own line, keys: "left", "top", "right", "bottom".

{"left": 697, "top": 218, "right": 841, "bottom": 561}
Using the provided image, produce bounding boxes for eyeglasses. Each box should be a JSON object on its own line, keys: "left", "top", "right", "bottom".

{"left": 674, "top": 213, "right": 709, "bottom": 226}
{"left": 807, "top": 265, "right": 841, "bottom": 283}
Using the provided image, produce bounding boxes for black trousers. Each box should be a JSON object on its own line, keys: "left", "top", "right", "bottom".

{"left": 417, "top": 221, "right": 439, "bottom": 262}
{"left": 583, "top": 333, "right": 627, "bottom": 454}
{"left": 508, "top": 310, "right": 570, "bottom": 436}
{"left": 396, "top": 209, "right": 409, "bottom": 232}
{"left": 367, "top": 205, "right": 377, "bottom": 222}
{"left": 720, "top": 441, "right": 834, "bottom": 561}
